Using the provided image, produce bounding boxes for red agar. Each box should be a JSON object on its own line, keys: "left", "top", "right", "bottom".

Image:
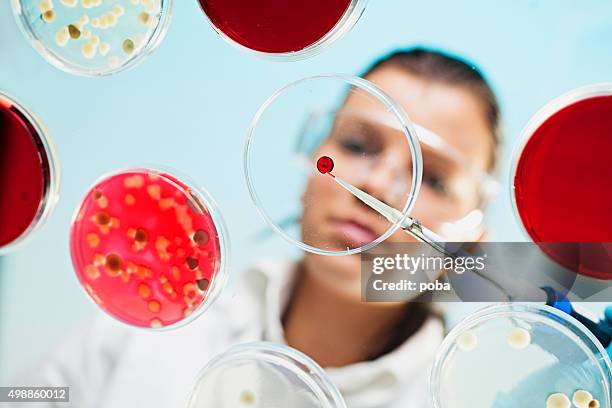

{"left": 0, "top": 101, "right": 48, "bottom": 248}
{"left": 70, "top": 170, "right": 222, "bottom": 328}
{"left": 317, "top": 156, "right": 335, "bottom": 174}
{"left": 199, "top": 0, "right": 352, "bottom": 54}
{"left": 514, "top": 95, "right": 612, "bottom": 279}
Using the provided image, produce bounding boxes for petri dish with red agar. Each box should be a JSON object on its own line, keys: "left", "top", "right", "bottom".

{"left": 12, "top": 0, "right": 172, "bottom": 76}
{"left": 0, "top": 91, "right": 60, "bottom": 255}
{"left": 197, "top": 0, "right": 367, "bottom": 59}
{"left": 511, "top": 84, "right": 612, "bottom": 280}
{"left": 70, "top": 168, "right": 229, "bottom": 329}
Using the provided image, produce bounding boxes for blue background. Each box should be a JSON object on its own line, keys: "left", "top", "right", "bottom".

{"left": 1, "top": 0, "right": 611, "bottom": 383}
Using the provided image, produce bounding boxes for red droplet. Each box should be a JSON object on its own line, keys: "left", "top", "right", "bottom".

{"left": 317, "top": 156, "right": 334, "bottom": 174}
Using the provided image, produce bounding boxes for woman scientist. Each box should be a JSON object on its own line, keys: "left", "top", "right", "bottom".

{"left": 16, "top": 48, "right": 503, "bottom": 408}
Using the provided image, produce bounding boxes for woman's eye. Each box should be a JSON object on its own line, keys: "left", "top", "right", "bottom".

{"left": 340, "top": 138, "right": 367, "bottom": 154}
{"left": 423, "top": 172, "right": 449, "bottom": 196}
{"left": 337, "top": 136, "right": 380, "bottom": 156}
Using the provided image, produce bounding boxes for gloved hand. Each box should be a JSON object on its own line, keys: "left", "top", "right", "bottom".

{"left": 604, "top": 306, "right": 612, "bottom": 359}
{"left": 491, "top": 306, "right": 612, "bottom": 408}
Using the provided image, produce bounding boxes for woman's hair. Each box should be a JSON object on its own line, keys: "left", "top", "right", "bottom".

{"left": 362, "top": 47, "right": 501, "bottom": 171}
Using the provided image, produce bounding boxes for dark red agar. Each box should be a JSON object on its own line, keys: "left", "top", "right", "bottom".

{"left": 513, "top": 95, "right": 612, "bottom": 279}
{"left": 0, "top": 98, "right": 49, "bottom": 249}
{"left": 317, "top": 156, "right": 335, "bottom": 174}
{"left": 199, "top": 0, "right": 352, "bottom": 54}
{"left": 70, "top": 170, "right": 222, "bottom": 328}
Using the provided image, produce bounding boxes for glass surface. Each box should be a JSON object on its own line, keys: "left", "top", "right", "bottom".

{"left": 431, "top": 304, "right": 612, "bottom": 408}
{"left": 244, "top": 74, "right": 422, "bottom": 256}
{"left": 188, "top": 342, "right": 347, "bottom": 408}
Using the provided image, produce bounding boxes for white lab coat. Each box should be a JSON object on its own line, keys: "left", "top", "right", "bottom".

{"left": 10, "top": 260, "right": 444, "bottom": 408}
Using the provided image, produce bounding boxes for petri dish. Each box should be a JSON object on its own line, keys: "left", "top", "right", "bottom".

{"left": 188, "top": 342, "right": 347, "bottom": 408}
{"left": 244, "top": 74, "right": 422, "bottom": 256}
{"left": 11, "top": 0, "right": 173, "bottom": 76}
{"left": 430, "top": 303, "right": 612, "bottom": 408}
{"left": 0, "top": 91, "right": 60, "bottom": 255}
{"left": 70, "top": 168, "right": 229, "bottom": 329}
{"left": 511, "top": 84, "right": 612, "bottom": 280}
{"left": 197, "top": 0, "right": 367, "bottom": 60}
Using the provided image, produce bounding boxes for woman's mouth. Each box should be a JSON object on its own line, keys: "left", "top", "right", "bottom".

{"left": 330, "top": 217, "right": 380, "bottom": 247}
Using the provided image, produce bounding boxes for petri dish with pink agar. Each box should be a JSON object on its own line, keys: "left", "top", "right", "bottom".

{"left": 197, "top": 0, "right": 367, "bottom": 60}
{"left": 70, "top": 168, "right": 229, "bottom": 329}
{"left": 12, "top": 0, "right": 172, "bottom": 76}
{"left": 0, "top": 91, "right": 60, "bottom": 255}
{"left": 431, "top": 304, "right": 611, "bottom": 408}
{"left": 188, "top": 342, "right": 347, "bottom": 408}
{"left": 511, "top": 84, "right": 612, "bottom": 280}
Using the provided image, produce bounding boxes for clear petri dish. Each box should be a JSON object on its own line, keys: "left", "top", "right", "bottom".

{"left": 510, "top": 83, "right": 612, "bottom": 280}
{"left": 197, "top": 0, "right": 367, "bottom": 60}
{"left": 70, "top": 168, "right": 229, "bottom": 329}
{"left": 430, "top": 303, "right": 612, "bottom": 408}
{"left": 0, "top": 91, "right": 60, "bottom": 255}
{"left": 243, "top": 74, "right": 422, "bottom": 256}
{"left": 188, "top": 342, "right": 347, "bottom": 408}
{"left": 11, "top": 0, "right": 173, "bottom": 76}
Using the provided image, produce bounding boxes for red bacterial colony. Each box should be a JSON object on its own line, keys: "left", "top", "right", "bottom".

{"left": 199, "top": 0, "right": 352, "bottom": 54}
{"left": 0, "top": 98, "right": 49, "bottom": 249}
{"left": 70, "top": 170, "right": 222, "bottom": 328}
{"left": 514, "top": 95, "right": 612, "bottom": 279}
{"left": 317, "top": 156, "right": 335, "bottom": 174}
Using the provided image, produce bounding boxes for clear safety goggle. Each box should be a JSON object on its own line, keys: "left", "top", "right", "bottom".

{"left": 294, "top": 107, "right": 499, "bottom": 240}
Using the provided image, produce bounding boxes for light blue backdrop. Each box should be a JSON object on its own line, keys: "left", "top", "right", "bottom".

{"left": 1, "top": 0, "right": 611, "bottom": 383}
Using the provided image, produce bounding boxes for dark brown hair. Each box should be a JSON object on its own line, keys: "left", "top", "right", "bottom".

{"left": 363, "top": 47, "right": 501, "bottom": 171}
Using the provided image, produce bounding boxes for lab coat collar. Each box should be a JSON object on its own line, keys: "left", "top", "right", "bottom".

{"left": 247, "top": 259, "right": 444, "bottom": 407}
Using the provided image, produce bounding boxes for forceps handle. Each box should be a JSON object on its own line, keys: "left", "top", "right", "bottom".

{"left": 398, "top": 218, "right": 516, "bottom": 300}
{"left": 399, "top": 218, "right": 456, "bottom": 257}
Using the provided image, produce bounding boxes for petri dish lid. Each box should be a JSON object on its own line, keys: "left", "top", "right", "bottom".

{"left": 244, "top": 74, "right": 422, "bottom": 256}
{"left": 0, "top": 91, "right": 60, "bottom": 255}
{"left": 430, "top": 303, "right": 612, "bottom": 408}
{"left": 11, "top": 0, "right": 173, "bottom": 76}
{"left": 511, "top": 83, "right": 612, "bottom": 279}
{"left": 197, "top": 0, "right": 367, "bottom": 60}
{"left": 188, "top": 342, "right": 347, "bottom": 408}
{"left": 70, "top": 168, "right": 229, "bottom": 329}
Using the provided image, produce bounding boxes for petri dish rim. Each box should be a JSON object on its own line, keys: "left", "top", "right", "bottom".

{"left": 508, "top": 82, "right": 612, "bottom": 245}
{"left": 10, "top": 0, "right": 174, "bottom": 77}
{"left": 196, "top": 0, "right": 368, "bottom": 61}
{"left": 429, "top": 303, "right": 612, "bottom": 408}
{"left": 69, "top": 166, "right": 231, "bottom": 331}
{"left": 0, "top": 90, "right": 61, "bottom": 255}
{"left": 243, "top": 74, "right": 423, "bottom": 257}
{"left": 187, "top": 341, "right": 347, "bottom": 408}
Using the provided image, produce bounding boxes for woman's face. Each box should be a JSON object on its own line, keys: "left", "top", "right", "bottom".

{"left": 301, "top": 67, "right": 494, "bottom": 300}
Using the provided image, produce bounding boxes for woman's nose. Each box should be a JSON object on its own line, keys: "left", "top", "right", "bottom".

{"left": 359, "top": 153, "right": 411, "bottom": 208}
